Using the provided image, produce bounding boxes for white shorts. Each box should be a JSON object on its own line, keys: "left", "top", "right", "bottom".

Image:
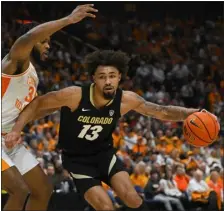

{"left": 2, "top": 137, "right": 39, "bottom": 175}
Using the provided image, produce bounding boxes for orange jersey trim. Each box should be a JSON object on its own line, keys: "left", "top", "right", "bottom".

{"left": 1, "top": 76, "right": 11, "bottom": 98}
{"left": 1, "top": 159, "right": 10, "bottom": 171}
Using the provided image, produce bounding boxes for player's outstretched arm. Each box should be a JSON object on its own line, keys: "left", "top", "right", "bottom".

{"left": 13, "top": 86, "right": 81, "bottom": 133}
{"left": 4, "top": 86, "right": 81, "bottom": 148}
{"left": 3, "top": 4, "right": 98, "bottom": 74}
{"left": 122, "top": 91, "right": 199, "bottom": 121}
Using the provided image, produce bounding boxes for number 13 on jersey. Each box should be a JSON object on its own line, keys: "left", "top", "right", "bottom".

{"left": 78, "top": 125, "right": 103, "bottom": 141}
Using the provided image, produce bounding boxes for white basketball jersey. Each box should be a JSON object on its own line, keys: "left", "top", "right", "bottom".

{"left": 2, "top": 62, "right": 39, "bottom": 133}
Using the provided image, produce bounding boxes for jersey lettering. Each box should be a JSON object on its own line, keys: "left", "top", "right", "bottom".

{"left": 78, "top": 125, "right": 103, "bottom": 141}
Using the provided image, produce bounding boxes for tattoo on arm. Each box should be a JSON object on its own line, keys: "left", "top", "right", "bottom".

{"left": 135, "top": 95, "right": 198, "bottom": 121}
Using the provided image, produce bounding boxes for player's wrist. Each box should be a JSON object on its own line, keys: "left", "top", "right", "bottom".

{"left": 189, "top": 108, "right": 200, "bottom": 114}
{"left": 11, "top": 125, "right": 23, "bottom": 134}
{"left": 61, "top": 16, "right": 73, "bottom": 25}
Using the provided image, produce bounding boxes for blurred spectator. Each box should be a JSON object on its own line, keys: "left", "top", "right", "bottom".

{"left": 174, "top": 165, "right": 190, "bottom": 193}
{"left": 1, "top": 4, "right": 223, "bottom": 211}
{"left": 130, "top": 162, "right": 148, "bottom": 192}
{"left": 187, "top": 169, "right": 219, "bottom": 210}
{"left": 132, "top": 136, "right": 148, "bottom": 157}
{"left": 112, "top": 126, "right": 124, "bottom": 149}
{"left": 206, "top": 170, "right": 223, "bottom": 209}
{"left": 159, "top": 168, "right": 185, "bottom": 211}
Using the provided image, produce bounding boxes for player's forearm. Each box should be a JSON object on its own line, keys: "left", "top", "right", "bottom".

{"left": 12, "top": 97, "right": 41, "bottom": 133}
{"left": 159, "top": 105, "right": 199, "bottom": 121}
{"left": 143, "top": 102, "right": 199, "bottom": 121}
{"left": 25, "top": 17, "right": 72, "bottom": 44}
{"left": 34, "top": 108, "right": 59, "bottom": 120}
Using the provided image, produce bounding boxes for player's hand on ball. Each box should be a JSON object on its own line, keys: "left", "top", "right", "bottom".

{"left": 4, "top": 131, "right": 22, "bottom": 149}
{"left": 68, "top": 4, "right": 98, "bottom": 24}
{"left": 200, "top": 109, "right": 218, "bottom": 121}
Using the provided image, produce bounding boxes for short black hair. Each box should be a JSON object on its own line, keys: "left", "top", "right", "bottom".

{"left": 150, "top": 169, "right": 159, "bottom": 176}
{"left": 84, "top": 50, "right": 130, "bottom": 77}
{"left": 17, "top": 22, "right": 39, "bottom": 38}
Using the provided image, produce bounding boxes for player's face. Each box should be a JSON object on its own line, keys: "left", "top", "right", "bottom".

{"left": 33, "top": 37, "right": 50, "bottom": 63}
{"left": 93, "top": 66, "right": 121, "bottom": 100}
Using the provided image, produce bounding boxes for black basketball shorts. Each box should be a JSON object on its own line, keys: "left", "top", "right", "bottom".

{"left": 62, "top": 148, "right": 125, "bottom": 196}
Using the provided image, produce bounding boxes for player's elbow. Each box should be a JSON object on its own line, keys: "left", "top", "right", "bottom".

{"left": 35, "top": 96, "right": 47, "bottom": 110}
{"left": 15, "top": 33, "right": 33, "bottom": 46}
{"left": 27, "top": 96, "right": 42, "bottom": 112}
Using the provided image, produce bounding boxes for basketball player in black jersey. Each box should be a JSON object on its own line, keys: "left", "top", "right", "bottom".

{"left": 5, "top": 50, "right": 215, "bottom": 210}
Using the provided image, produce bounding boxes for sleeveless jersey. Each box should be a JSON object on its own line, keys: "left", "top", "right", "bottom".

{"left": 58, "top": 83, "right": 122, "bottom": 156}
{"left": 2, "top": 62, "right": 39, "bottom": 133}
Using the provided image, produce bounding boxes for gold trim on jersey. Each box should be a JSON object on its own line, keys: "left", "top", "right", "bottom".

{"left": 90, "top": 83, "right": 96, "bottom": 107}
{"left": 90, "top": 83, "right": 114, "bottom": 107}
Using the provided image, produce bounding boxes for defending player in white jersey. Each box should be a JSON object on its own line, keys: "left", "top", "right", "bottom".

{"left": 1, "top": 4, "right": 97, "bottom": 211}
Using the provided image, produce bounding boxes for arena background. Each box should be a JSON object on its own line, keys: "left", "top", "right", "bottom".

{"left": 1, "top": 1, "right": 224, "bottom": 211}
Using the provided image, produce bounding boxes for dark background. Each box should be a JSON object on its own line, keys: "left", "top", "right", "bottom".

{"left": 2, "top": 1, "right": 223, "bottom": 22}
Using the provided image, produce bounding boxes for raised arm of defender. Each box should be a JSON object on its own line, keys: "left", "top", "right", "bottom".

{"left": 3, "top": 4, "right": 97, "bottom": 74}
{"left": 121, "top": 91, "right": 199, "bottom": 121}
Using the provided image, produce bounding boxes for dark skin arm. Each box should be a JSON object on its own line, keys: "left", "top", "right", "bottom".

{"left": 34, "top": 108, "right": 60, "bottom": 120}
{"left": 4, "top": 86, "right": 81, "bottom": 148}
{"left": 121, "top": 91, "right": 199, "bottom": 121}
{"left": 2, "top": 4, "right": 98, "bottom": 75}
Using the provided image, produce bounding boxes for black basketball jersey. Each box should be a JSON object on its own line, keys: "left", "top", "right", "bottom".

{"left": 58, "top": 84, "right": 122, "bottom": 156}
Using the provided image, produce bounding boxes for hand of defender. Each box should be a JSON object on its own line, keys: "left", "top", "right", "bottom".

{"left": 68, "top": 4, "right": 98, "bottom": 24}
{"left": 4, "top": 131, "right": 22, "bottom": 149}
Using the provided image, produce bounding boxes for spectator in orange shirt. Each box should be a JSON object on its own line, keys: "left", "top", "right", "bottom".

{"left": 130, "top": 162, "right": 148, "bottom": 190}
{"left": 174, "top": 165, "right": 190, "bottom": 193}
{"left": 156, "top": 139, "right": 168, "bottom": 154}
{"left": 207, "top": 170, "right": 223, "bottom": 209}
{"left": 45, "top": 132, "right": 57, "bottom": 152}
{"left": 116, "top": 146, "right": 129, "bottom": 160}
{"left": 155, "top": 130, "right": 164, "bottom": 143}
{"left": 208, "top": 85, "right": 221, "bottom": 112}
{"left": 132, "top": 136, "right": 148, "bottom": 157}
{"left": 118, "top": 121, "right": 129, "bottom": 137}
{"left": 160, "top": 130, "right": 182, "bottom": 154}
{"left": 112, "top": 126, "right": 124, "bottom": 149}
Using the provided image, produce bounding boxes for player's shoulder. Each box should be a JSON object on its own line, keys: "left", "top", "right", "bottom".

{"left": 48, "top": 86, "right": 81, "bottom": 101}
{"left": 2, "top": 54, "right": 30, "bottom": 75}
{"left": 59, "top": 86, "right": 82, "bottom": 96}
{"left": 122, "top": 90, "right": 144, "bottom": 102}
{"left": 65, "top": 85, "right": 82, "bottom": 92}
{"left": 51, "top": 86, "right": 82, "bottom": 110}
{"left": 121, "top": 91, "right": 145, "bottom": 112}
{"left": 1, "top": 54, "right": 15, "bottom": 74}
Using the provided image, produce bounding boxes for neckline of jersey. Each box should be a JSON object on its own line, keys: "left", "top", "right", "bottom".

{"left": 89, "top": 83, "right": 114, "bottom": 110}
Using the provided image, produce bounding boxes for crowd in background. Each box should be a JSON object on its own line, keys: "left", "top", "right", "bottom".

{"left": 2, "top": 3, "right": 224, "bottom": 211}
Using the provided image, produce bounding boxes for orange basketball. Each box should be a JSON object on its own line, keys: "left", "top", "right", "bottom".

{"left": 183, "top": 112, "right": 220, "bottom": 147}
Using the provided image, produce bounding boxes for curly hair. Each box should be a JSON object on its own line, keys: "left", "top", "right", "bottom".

{"left": 84, "top": 50, "right": 130, "bottom": 77}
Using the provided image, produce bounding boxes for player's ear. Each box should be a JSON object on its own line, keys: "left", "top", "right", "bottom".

{"left": 118, "top": 73, "right": 121, "bottom": 81}
{"left": 92, "top": 75, "right": 96, "bottom": 83}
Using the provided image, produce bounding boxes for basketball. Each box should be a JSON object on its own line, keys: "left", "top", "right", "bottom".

{"left": 183, "top": 111, "right": 220, "bottom": 147}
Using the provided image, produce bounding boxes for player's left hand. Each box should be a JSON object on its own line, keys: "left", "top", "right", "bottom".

{"left": 68, "top": 4, "right": 98, "bottom": 24}
{"left": 200, "top": 109, "right": 218, "bottom": 121}
{"left": 4, "top": 131, "right": 22, "bottom": 149}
